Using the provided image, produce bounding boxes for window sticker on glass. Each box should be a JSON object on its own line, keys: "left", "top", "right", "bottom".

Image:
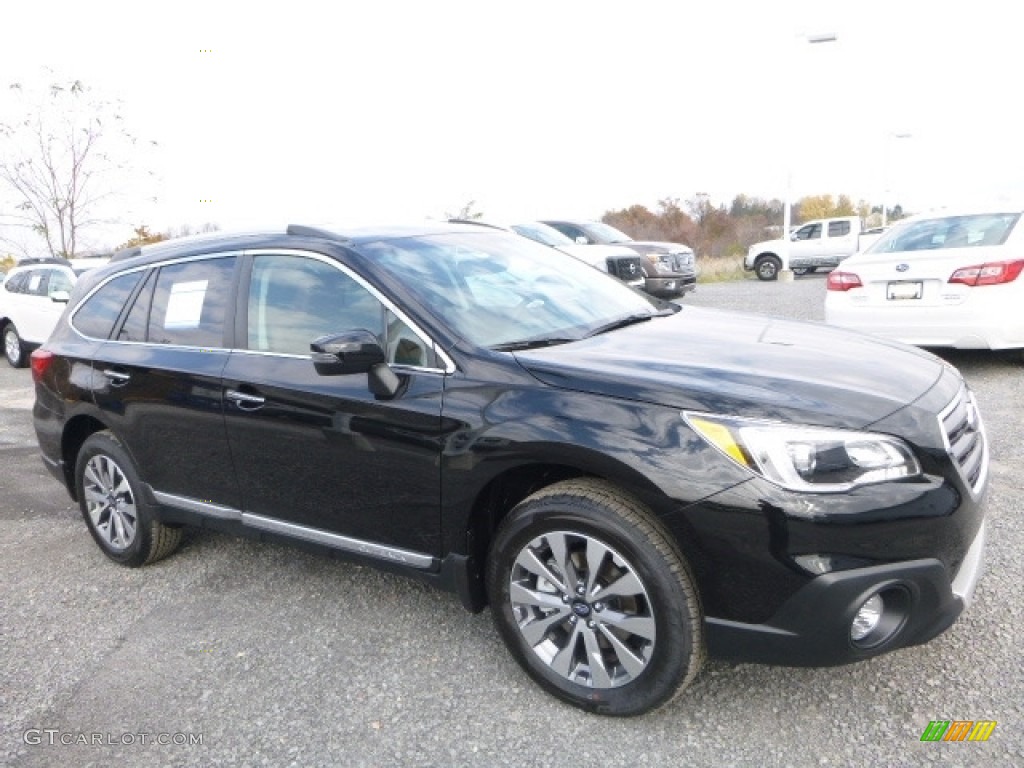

{"left": 29, "top": 274, "right": 43, "bottom": 292}
{"left": 164, "top": 280, "right": 208, "bottom": 329}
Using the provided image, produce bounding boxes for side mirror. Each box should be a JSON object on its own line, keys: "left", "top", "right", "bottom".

{"left": 50, "top": 290, "right": 71, "bottom": 303}
{"left": 310, "top": 330, "right": 385, "bottom": 376}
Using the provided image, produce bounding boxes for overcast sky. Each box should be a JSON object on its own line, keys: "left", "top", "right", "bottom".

{"left": 2, "top": 0, "right": 1021, "bottom": 253}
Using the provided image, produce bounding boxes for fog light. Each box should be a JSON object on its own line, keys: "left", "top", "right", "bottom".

{"left": 851, "top": 594, "right": 884, "bottom": 641}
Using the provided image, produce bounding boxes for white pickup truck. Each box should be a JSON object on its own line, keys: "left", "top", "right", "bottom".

{"left": 745, "top": 216, "right": 885, "bottom": 281}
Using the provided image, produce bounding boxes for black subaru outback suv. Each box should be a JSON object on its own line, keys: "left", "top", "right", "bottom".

{"left": 32, "top": 223, "right": 987, "bottom": 716}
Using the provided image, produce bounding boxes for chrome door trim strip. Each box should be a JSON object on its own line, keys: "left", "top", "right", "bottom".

{"left": 152, "top": 490, "right": 243, "bottom": 521}
{"left": 241, "top": 512, "right": 435, "bottom": 569}
{"left": 151, "top": 488, "right": 435, "bottom": 570}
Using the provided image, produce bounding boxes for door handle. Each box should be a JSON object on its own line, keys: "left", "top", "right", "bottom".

{"left": 102, "top": 369, "right": 131, "bottom": 387}
{"left": 225, "top": 389, "right": 266, "bottom": 410}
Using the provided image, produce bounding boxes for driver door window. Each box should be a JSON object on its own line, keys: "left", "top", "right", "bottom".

{"left": 247, "top": 253, "right": 435, "bottom": 367}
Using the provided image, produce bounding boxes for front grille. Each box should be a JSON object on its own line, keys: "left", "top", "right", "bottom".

{"left": 608, "top": 257, "right": 643, "bottom": 280}
{"left": 939, "top": 387, "right": 989, "bottom": 497}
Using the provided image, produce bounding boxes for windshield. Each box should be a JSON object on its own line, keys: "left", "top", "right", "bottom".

{"left": 865, "top": 212, "right": 1020, "bottom": 254}
{"left": 510, "top": 222, "right": 573, "bottom": 247}
{"left": 362, "top": 232, "right": 662, "bottom": 348}
{"left": 583, "top": 221, "right": 634, "bottom": 244}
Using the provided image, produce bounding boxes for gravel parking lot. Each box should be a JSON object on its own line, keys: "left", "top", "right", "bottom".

{"left": 2, "top": 274, "right": 1021, "bottom": 767}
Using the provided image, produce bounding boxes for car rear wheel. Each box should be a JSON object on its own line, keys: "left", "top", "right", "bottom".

{"left": 487, "top": 478, "right": 704, "bottom": 716}
{"left": 4, "top": 323, "right": 26, "bottom": 368}
{"left": 74, "top": 431, "right": 182, "bottom": 567}
{"left": 755, "top": 256, "right": 781, "bottom": 281}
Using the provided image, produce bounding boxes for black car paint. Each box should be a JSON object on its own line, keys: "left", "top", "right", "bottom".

{"left": 32, "top": 225, "right": 986, "bottom": 668}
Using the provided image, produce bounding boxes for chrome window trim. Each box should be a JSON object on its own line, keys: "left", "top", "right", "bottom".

{"left": 69, "top": 251, "right": 244, "bottom": 343}
{"left": 67, "top": 247, "right": 457, "bottom": 374}
{"left": 150, "top": 488, "right": 436, "bottom": 570}
{"left": 243, "top": 248, "right": 455, "bottom": 374}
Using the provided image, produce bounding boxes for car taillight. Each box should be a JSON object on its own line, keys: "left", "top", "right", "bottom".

{"left": 30, "top": 348, "right": 55, "bottom": 383}
{"left": 948, "top": 259, "right": 1024, "bottom": 286}
{"left": 827, "top": 271, "right": 863, "bottom": 291}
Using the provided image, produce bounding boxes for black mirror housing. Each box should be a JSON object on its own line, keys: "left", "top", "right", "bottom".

{"left": 311, "top": 330, "right": 386, "bottom": 376}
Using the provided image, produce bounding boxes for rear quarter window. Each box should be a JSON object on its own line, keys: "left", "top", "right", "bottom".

{"left": 72, "top": 272, "right": 144, "bottom": 339}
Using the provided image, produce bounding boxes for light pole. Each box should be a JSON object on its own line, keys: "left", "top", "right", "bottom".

{"left": 882, "top": 132, "right": 912, "bottom": 227}
{"left": 780, "top": 32, "right": 838, "bottom": 281}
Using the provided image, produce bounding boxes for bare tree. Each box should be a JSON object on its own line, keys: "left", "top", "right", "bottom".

{"left": 0, "top": 75, "right": 156, "bottom": 259}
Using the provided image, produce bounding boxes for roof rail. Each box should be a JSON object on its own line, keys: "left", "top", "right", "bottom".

{"left": 286, "top": 224, "right": 350, "bottom": 242}
{"left": 109, "top": 246, "right": 143, "bottom": 262}
{"left": 15, "top": 256, "right": 72, "bottom": 267}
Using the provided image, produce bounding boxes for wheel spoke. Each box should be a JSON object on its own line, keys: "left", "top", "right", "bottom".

{"left": 510, "top": 582, "right": 567, "bottom": 612}
{"left": 593, "top": 569, "right": 643, "bottom": 601}
{"left": 581, "top": 625, "right": 612, "bottom": 687}
{"left": 547, "top": 532, "right": 579, "bottom": 592}
{"left": 550, "top": 623, "right": 582, "bottom": 679}
{"left": 519, "top": 607, "right": 571, "bottom": 646}
{"left": 119, "top": 506, "right": 137, "bottom": 541}
{"left": 514, "top": 547, "right": 567, "bottom": 594}
{"left": 83, "top": 486, "right": 107, "bottom": 506}
{"left": 599, "top": 609, "right": 656, "bottom": 642}
{"left": 584, "top": 538, "right": 610, "bottom": 597}
{"left": 83, "top": 464, "right": 105, "bottom": 493}
{"left": 597, "top": 623, "right": 647, "bottom": 679}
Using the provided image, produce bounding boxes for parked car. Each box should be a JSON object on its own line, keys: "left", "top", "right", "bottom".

{"left": 825, "top": 207, "right": 1023, "bottom": 360}
{"left": 1, "top": 256, "right": 108, "bottom": 368}
{"left": 541, "top": 219, "right": 697, "bottom": 298}
{"left": 33, "top": 223, "right": 987, "bottom": 716}
{"left": 746, "top": 217, "right": 886, "bottom": 281}
{"left": 450, "top": 219, "right": 645, "bottom": 289}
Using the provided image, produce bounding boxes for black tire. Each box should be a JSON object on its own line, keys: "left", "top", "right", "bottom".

{"left": 487, "top": 478, "right": 704, "bottom": 716}
{"left": 74, "top": 431, "right": 182, "bottom": 567}
{"left": 4, "top": 323, "right": 26, "bottom": 368}
{"left": 755, "top": 256, "right": 781, "bottom": 281}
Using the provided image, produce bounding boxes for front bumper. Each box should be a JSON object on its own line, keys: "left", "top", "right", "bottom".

{"left": 704, "top": 520, "right": 986, "bottom": 666}
{"left": 644, "top": 275, "right": 697, "bottom": 298}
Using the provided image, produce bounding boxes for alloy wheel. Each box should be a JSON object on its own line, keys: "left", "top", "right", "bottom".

{"left": 508, "top": 530, "right": 656, "bottom": 689}
{"left": 82, "top": 455, "right": 138, "bottom": 551}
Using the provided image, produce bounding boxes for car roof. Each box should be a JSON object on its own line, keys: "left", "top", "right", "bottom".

{"left": 106, "top": 222, "right": 510, "bottom": 270}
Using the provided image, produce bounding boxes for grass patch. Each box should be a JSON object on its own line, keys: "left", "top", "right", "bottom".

{"left": 697, "top": 255, "right": 751, "bottom": 283}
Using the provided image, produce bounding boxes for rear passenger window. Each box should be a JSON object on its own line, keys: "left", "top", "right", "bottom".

{"left": 828, "top": 221, "right": 851, "bottom": 237}
{"left": 148, "top": 258, "right": 236, "bottom": 347}
{"left": 73, "top": 272, "right": 144, "bottom": 340}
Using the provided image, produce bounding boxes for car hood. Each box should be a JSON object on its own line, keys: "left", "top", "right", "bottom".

{"left": 557, "top": 243, "right": 643, "bottom": 260}
{"left": 749, "top": 238, "right": 785, "bottom": 253}
{"left": 619, "top": 241, "right": 692, "bottom": 255}
{"left": 514, "top": 307, "right": 946, "bottom": 429}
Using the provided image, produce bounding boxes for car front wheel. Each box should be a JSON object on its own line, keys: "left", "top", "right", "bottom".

{"left": 4, "top": 323, "right": 26, "bottom": 368}
{"left": 74, "top": 431, "right": 182, "bottom": 567}
{"left": 755, "top": 256, "right": 781, "bottom": 281}
{"left": 487, "top": 478, "right": 704, "bottom": 716}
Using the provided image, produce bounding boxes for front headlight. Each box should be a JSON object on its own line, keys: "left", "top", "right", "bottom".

{"left": 683, "top": 412, "right": 921, "bottom": 493}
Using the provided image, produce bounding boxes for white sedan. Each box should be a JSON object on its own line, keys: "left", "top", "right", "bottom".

{"left": 825, "top": 207, "right": 1023, "bottom": 359}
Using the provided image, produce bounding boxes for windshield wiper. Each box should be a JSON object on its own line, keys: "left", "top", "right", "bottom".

{"left": 491, "top": 337, "right": 577, "bottom": 352}
{"left": 583, "top": 312, "right": 660, "bottom": 338}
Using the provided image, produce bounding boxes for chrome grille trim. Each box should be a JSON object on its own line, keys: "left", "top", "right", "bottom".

{"left": 938, "top": 386, "right": 989, "bottom": 498}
